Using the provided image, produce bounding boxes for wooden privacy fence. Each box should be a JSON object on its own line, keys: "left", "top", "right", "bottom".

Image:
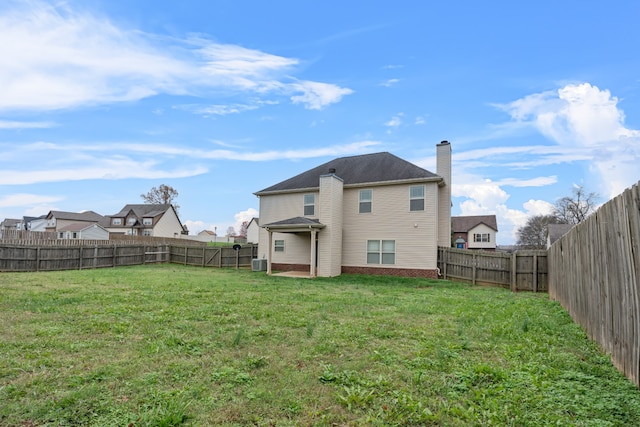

{"left": 438, "top": 247, "right": 548, "bottom": 292}
{"left": 548, "top": 180, "right": 640, "bottom": 387}
{"left": 0, "top": 243, "right": 258, "bottom": 272}
{"left": 169, "top": 245, "right": 259, "bottom": 268}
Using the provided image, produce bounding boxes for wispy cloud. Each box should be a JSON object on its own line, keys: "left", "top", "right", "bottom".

{"left": 380, "top": 79, "right": 400, "bottom": 87}
{"left": 0, "top": 120, "right": 56, "bottom": 129}
{"left": 0, "top": 140, "right": 381, "bottom": 185}
{"left": 0, "top": 1, "right": 352, "bottom": 112}
{"left": 0, "top": 193, "right": 63, "bottom": 208}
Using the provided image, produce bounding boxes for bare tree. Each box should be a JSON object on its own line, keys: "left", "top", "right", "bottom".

{"left": 141, "top": 184, "right": 180, "bottom": 213}
{"left": 516, "top": 214, "right": 560, "bottom": 249}
{"left": 226, "top": 226, "right": 236, "bottom": 237}
{"left": 554, "top": 185, "right": 599, "bottom": 225}
{"left": 238, "top": 221, "right": 249, "bottom": 238}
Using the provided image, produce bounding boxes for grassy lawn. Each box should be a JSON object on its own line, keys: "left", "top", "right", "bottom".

{"left": 1, "top": 265, "right": 639, "bottom": 426}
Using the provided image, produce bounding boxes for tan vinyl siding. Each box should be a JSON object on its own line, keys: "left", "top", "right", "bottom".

{"left": 437, "top": 142, "right": 452, "bottom": 247}
{"left": 467, "top": 223, "right": 497, "bottom": 249}
{"left": 152, "top": 209, "right": 183, "bottom": 237}
{"left": 318, "top": 174, "right": 343, "bottom": 277}
{"left": 342, "top": 182, "right": 439, "bottom": 269}
{"left": 257, "top": 191, "right": 318, "bottom": 264}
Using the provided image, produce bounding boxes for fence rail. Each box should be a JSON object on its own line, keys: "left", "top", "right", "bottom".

{"left": 0, "top": 243, "right": 258, "bottom": 272}
{"left": 438, "top": 247, "right": 548, "bottom": 292}
{"left": 549, "top": 180, "right": 640, "bottom": 387}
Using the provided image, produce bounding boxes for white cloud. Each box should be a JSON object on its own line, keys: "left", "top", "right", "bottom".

{"left": 385, "top": 113, "right": 403, "bottom": 129}
{"left": 290, "top": 81, "right": 354, "bottom": 110}
{"left": 497, "top": 83, "right": 640, "bottom": 198}
{"left": 0, "top": 1, "right": 352, "bottom": 112}
{"left": 0, "top": 193, "right": 63, "bottom": 208}
{"left": 234, "top": 208, "right": 259, "bottom": 233}
{"left": 0, "top": 120, "right": 55, "bottom": 129}
{"left": 380, "top": 79, "right": 399, "bottom": 87}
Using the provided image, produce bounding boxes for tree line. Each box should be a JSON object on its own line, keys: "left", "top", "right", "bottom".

{"left": 516, "top": 185, "right": 599, "bottom": 249}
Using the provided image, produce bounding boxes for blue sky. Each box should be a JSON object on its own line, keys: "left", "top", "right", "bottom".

{"left": 1, "top": 0, "right": 639, "bottom": 244}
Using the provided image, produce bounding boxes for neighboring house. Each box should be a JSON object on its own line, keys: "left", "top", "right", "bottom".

{"left": 451, "top": 215, "right": 498, "bottom": 250}
{"left": 254, "top": 141, "right": 452, "bottom": 278}
{"left": 106, "top": 204, "right": 185, "bottom": 238}
{"left": 547, "top": 223, "right": 573, "bottom": 248}
{"left": 246, "top": 217, "right": 259, "bottom": 244}
{"left": 21, "top": 215, "right": 48, "bottom": 231}
{"left": 45, "top": 210, "right": 108, "bottom": 234}
{"left": 57, "top": 222, "right": 110, "bottom": 240}
{"left": 196, "top": 229, "right": 218, "bottom": 242}
{"left": 0, "top": 218, "right": 21, "bottom": 230}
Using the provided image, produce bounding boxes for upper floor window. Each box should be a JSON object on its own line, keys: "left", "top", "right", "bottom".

{"left": 304, "top": 194, "right": 315, "bottom": 216}
{"left": 367, "top": 239, "right": 395, "bottom": 265}
{"left": 112, "top": 218, "right": 122, "bottom": 225}
{"left": 474, "top": 233, "right": 490, "bottom": 243}
{"left": 359, "top": 189, "right": 372, "bottom": 214}
{"left": 410, "top": 185, "right": 425, "bottom": 211}
{"left": 143, "top": 218, "right": 153, "bottom": 226}
{"left": 274, "top": 239, "right": 285, "bottom": 252}
{"left": 127, "top": 217, "right": 137, "bottom": 225}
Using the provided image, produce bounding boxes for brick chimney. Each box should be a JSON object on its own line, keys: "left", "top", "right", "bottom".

{"left": 436, "top": 141, "right": 452, "bottom": 247}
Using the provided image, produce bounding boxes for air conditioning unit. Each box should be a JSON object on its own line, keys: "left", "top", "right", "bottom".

{"left": 252, "top": 258, "right": 267, "bottom": 272}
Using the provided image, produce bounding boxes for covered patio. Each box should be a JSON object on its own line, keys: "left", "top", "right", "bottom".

{"left": 262, "top": 217, "right": 325, "bottom": 277}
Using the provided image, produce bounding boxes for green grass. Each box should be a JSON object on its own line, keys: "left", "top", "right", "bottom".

{"left": 1, "top": 265, "right": 639, "bottom": 426}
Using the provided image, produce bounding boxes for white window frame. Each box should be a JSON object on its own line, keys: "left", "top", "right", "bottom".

{"left": 366, "top": 240, "right": 395, "bottom": 265}
{"left": 359, "top": 189, "right": 372, "bottom": 214}
{"left": 474, "top": 233, "right": 490, "bottom": 243}
{"left": 143, "top": 229, "right": 152, "bottom": 236}
{"left": 303, "top": 194, "right": 315, "bottom": 216}
{"left": 274, "top": 239, "right": 285, "bottom": 252}
{"left": 410, "top": 185, "right": 425, "bottom": 212}
{"left": 143, "top": 218, "right": 153, "bottom": 226}
{"left": 112, "top": 218, "right": 122, "bottom": 225}
{"left": 127, "top": 217, "right": 137, "bottom": 225}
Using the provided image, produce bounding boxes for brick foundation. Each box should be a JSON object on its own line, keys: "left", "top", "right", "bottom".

{"left": 342, "top": 266, "right": 439, "bottom": 278}
{"left": 271, "top": 263, "right": 439, "bottom": 279}
{"left": 271, "top": 263, "right": 311, "bottom": 272}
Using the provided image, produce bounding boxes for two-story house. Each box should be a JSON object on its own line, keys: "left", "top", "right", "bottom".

{"left": 106, "top": 204, "right": 185, "bottom": 238}
{"left": 254, "top": 141, "right": 452, "bottom": 278}
{"left": 45, "top": 210, "right": 109, "bottom": 239}
{"left": 451, "top": 215, "right": 498, "bottom": 250}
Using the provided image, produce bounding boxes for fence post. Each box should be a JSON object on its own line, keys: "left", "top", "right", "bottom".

{"left": 510, "top": 252, "right": 517, "bottom": 292}
{"left": 533, "top": 253, "right": 538, "bottom": 292}
{"left": 93, "top": 246, "right": 98, "bottom": 269}
{"left": 112, "top": 244, "right": 117, "bottom": 267}
{"left": 472, "top": 252, "right": 477, "bottom": 285}
{"left": 443, "top": 248, "right": 448, "bottom": 279}
{"left": 78, "top": 246, "right": 83, "bottom": 270}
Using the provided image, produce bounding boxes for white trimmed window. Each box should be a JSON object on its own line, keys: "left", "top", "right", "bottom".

{"left": 359, "top": 189, "right": 372, "bottom": 214}
{"left": 303, "top": 194, "right": 315, "bottom": 216}
{"left": 143, "top": 218, "right": 153, "bottom": 225}
{"left": 367, "top": 240, "right": 396, "bottom": 265}
{"left": 410, "top": 185, "right": 425, "bottom": 211}
{"left": 474, "top": 233, "right": 490, "bottom": 243}
{"left": 112, "top": 218, "right": 122, "bottom": 225}
{"left": 274, "top": 239, "right": 285, "bottom": 252}
{"left": 143, "top": 230, "right": 152, "bottom": 236}
{"left": 127, "top": 217, "right": 137, "bottom": 225}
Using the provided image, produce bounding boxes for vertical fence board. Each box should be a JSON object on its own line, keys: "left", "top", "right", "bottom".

{"left": 549, "top": 179, "right": 640, "bottom": 388}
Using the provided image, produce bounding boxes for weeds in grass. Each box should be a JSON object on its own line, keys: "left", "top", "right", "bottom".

{"left": 1, "top": 265, "right": 640, "bottom": 426}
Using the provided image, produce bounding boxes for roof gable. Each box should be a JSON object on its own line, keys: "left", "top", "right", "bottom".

{"left": 110, "top": 204, "right": 172, "bottom": 218}
{"left": 452, "top": 215, "right": 498, "bottom": 233}
{"left": 255, "top": 152, "right": 440, "bottom": 194}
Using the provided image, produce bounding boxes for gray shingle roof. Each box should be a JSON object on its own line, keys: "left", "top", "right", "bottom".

{"left": 110, "top": 204, "right": 172, "bottom": 218}
{"left": 452, "top": 215, "right": 498, "bottom": 232}
{"left": 48, "top": 210, "right": 105, "bottom": 222}
{"left": 255, "top": 152, "right": 440, "bottom": 194}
